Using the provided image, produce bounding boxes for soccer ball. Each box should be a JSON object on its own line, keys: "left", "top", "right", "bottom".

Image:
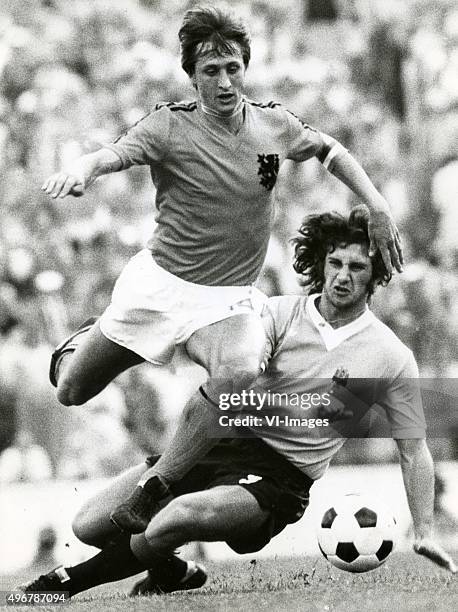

{"left": 316, "top": 493, "right": 397, "bottom": 573}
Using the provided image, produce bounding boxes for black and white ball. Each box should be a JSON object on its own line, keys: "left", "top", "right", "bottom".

{"left": 316, "top": 493, "right": 397, "bottom": 572}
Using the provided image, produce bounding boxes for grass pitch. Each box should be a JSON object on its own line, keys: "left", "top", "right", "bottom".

{"left": 1, "top": 553, "right": 456, "bottom": 612}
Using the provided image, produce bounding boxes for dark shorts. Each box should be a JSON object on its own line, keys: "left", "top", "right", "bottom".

{"left": 146, "top": 437, "right": 314, "bottom": 554}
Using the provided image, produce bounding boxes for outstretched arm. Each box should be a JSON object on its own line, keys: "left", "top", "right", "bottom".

{"left": 326, "top": 147, "right": 403, "bottom": 275}
{"left": 42, "top": 148, "right": 122, "bottom": 199}
{"left": 396, "top": 438, "right": 456, "bottom": 573}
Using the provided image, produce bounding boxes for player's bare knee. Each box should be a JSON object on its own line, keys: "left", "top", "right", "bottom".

{"left": 56, "top": 382, "right": 78, "bottom": 406}
{"left": 212, "top": 350, "right": 262, "bottom": 384}
{"left": 143, "top": 501, "right": 190, "bottom": 546}
{"left": 72, "top": 512, "right": 108, "bottom": 548}
{"left": 71, "top": 519, "right": 87, "bottom": 544}
{"left": 56, "top": 378, "right": 88, "bottom": 406}
{"left": 71, "top": 511, "right": 93, "bottom": 545}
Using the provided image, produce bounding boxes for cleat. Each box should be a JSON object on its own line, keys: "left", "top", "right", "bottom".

{"left": 130, "top": 561, "right": 207, "bottom": 596}
{"left": 110, "top": 476, "right": 169, "bottom": 534}
{"left": 18, "top": 566, "right": 71, "bottom": 596}
{"left": 49, "top": 317, "right": 97, "bottom": 387}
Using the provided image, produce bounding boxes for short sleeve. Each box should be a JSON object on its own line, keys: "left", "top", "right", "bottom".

{"left": 378, "top": 351, "right": 427, "bottom": 439}
{"left": 260, "top": 301, "right": 277, "bottom": 369}
{"left": 260, "top": 296, "right": 300, "bottom": 370}
{"left": 103, "top": 106, "right": 171, "bottom": 169}
{"left": 284, "top": 109, "right": 334, "bottom": 163}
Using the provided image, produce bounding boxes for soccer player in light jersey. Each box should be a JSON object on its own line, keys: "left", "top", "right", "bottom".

{"left": 42, "top": 6, "right": 403, "bottom": 531}
{"left": 20, "top": 208, "right": 454, "bottom": 599}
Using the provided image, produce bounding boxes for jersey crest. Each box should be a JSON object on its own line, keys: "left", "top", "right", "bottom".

{"left": 257, "top": 153, "right": 280, "bottom": 191}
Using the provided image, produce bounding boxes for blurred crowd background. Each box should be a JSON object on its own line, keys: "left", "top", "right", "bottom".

{"left": 0, "top": 0, "right": 457, "bottom": 483}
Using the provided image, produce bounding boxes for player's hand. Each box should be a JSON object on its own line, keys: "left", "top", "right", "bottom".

{"left": 318, "top": 368, "right": 353, "bottom": 422}
{"left": 41, "top": 172, "right": 85, "bottom": 198}
{"left": 414, "top": 537, "right": 457, "bottom": 573}
{"left": 368, "top": 207, "right": 403, "bottom": 275}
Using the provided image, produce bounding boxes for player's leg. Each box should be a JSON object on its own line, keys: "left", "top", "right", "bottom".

{"left": 19, "top": 532, "right": 204, "bottom": 599}
{"left": 110, "top": 312, "right": 266, "bottom": 532}
{"left": 186, "top": 311, "right": 266, "bottom": 389}
{"left": 55, "top": 320, "right": 144, "bottom": 406}
{"left": 151, "top": 311, "right": 267, "bottom": 480}
{"left": 71, "top": 460, "right": 206, "bottom": 595}
{"left": 135, "top": 484, "right": 271, "bottom": 556}
{"left": 21, "top": 463, "right": 206, "bottom": 598}
{"left": 71, "top": 462, "right": 148, "bottom": 548}
{"left": 21, "top": 485, "right": 266, "bottom": 598}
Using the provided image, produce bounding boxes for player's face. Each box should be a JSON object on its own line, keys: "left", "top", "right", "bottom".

{"left": 322, "top": 243, "right": 372, "bottom": 313}
{"left": 192, "top": 43, "right": 246, "bottom": 116}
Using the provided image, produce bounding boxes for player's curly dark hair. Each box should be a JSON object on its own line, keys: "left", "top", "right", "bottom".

{"left": 292, "top": 206, "right": 391, "bottom": 297}
{"left": 179, "top": 5, "right": 251, "bottom": 76}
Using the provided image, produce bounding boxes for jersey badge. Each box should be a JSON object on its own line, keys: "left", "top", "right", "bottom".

{"left": 257, "top": 153, "right": 280, "bottom": 191}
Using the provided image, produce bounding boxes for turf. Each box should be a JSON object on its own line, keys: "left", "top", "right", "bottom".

{"left": 1, "top": 553, "right": 456, "bottom": 612}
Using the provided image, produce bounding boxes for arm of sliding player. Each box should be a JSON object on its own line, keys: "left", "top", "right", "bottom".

{"left": 396, "top": 438, "right": 456, "bottom": 573}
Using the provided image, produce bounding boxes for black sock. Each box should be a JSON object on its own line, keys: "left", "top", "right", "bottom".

{"left": 65, "top": 535, "right": 148, "bottom": 596}
{"left": 64, "top": 535, "right": 189, "bottom": 596}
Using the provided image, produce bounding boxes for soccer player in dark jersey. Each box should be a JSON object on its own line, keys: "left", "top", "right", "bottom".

{"left": 20, "top": 208, "right": 454, "bottom": 599}
{"left": 42, "top": 5, "right": 403, "bottom": 532}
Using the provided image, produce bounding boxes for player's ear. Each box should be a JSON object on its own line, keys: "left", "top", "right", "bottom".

{"left": 189, "top": 69, "right": 198, "bottom": 90}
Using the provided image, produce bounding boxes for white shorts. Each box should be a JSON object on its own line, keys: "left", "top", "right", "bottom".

{"left": 99, "top": 249, "right": 267, "bottom": 365}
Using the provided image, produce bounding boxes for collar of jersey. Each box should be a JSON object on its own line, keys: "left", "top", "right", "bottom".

{"left": 197, "top": 97, "right": 246, "bottom": 133}
{"left": 306, "top": 293, "right": 375, "bottom": 351}
{"left": 200, "top": 96, "right": 245, "bottom": 119}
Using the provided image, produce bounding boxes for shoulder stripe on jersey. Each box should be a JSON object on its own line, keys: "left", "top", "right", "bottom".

{"left": 285, "top": 108, "right": 317, "bottom": 133}
{"left": 154, "top": 101, "right": 198, "bottom": 112}
{"left": 113, "top": 110, "right": 153, "bottom": 143}
{"left": 246, "top": 99, "right": 282, "bottom": 109}
{"left": 246, "top": 100, "right": 318, "bottom": 134}
{"left": 112, "top": 101, "right": 197, "bottom": 143}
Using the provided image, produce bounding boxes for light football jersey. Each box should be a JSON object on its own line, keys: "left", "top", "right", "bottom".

{"left": 248, "top": 294, "right": 426, "bottom": 480}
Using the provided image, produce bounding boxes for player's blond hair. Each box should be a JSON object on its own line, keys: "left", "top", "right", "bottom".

{"left": 179, "top": 5, "right": 251, "bottom": 76}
